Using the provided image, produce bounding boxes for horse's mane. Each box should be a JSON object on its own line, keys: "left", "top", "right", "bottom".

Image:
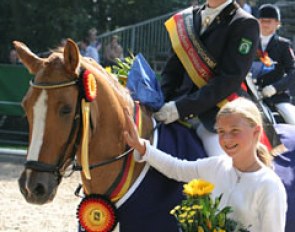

{"left": 80, "top": 57, "right": 134, "bottom": 109}
{"left": 51, "top": 47, "right": 134, "bottom": 109}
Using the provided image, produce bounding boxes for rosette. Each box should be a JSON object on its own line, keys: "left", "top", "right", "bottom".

{"left": 77, "top": 194, "right": 118, "bottom": 232}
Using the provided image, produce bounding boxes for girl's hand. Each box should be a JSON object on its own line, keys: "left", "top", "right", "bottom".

{"left": 123, "top": 108, "right": 146, "bottom": 155}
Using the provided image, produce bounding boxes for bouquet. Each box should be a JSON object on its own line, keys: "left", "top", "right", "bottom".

{"left": 170, "top": 179, "right": 250, "bottom": 232}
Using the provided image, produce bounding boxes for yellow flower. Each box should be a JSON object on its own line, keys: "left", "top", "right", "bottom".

{"left": 183, "top": 179, "right": 215, "bottom": 197}
{"left": 179, "top": 212, "right": 188, "bottom": 218}
{"left": 174, "top": 205, "right": 181, "bottom": 210}
{"left": 105, "top": 66, "right": 112, "bottom": 73}
{"left": 198, "top": 226, "right": 205, "bottom": 232}
{"left": 170, "top": 209, "right": 176, "bottom": 215}
{"left": 192, "top": 205, "right": 203, "bottom": 210}
{"left": 188, "top": 211, "right": 196, "bottom": 217}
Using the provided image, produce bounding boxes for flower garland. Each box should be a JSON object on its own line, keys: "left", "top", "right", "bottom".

{"left": 170, "top": 179, "right": 250, "bottom": 232}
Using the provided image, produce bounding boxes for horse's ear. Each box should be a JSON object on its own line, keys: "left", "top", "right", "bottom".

{"left": 13, "top": 41, "right": 43, "bottom": 74}
{"left": 64, "top": 39, "right": 80, "bottom": 75}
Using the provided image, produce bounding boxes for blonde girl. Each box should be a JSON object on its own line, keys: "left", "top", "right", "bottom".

{"left": 123, "top": 97, "right": 287, "bottom": 232}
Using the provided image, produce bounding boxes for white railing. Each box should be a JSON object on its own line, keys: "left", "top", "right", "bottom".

{"left": 97, "top": 11, "right": 176, "bottom": 70}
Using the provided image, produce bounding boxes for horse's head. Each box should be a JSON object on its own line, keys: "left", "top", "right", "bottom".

{"left": 15, "top": 39, "right": 151, "bottom": 205}
{"left": 14, "top": 39, "right": 83, "bottom": 204}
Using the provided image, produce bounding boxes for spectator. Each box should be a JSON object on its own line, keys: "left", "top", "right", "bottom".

{"left": 79, "top": 37, "right": 99, "bottom": 63}
{"left": 8, "top": 49, "right": 21, "bottom": 65}
{"left": 87, "top": 28, "right": 101, "bottom": 63}
{"left": 78, "top": 40, "right": 87, "bottom": 56}
{"left": 103, "top": 35, "right": 123, "bottom": 67}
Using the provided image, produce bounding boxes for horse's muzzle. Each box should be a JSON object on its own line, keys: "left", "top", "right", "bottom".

{"left": 18, "top": 169, "right": 59, "bottom": 205}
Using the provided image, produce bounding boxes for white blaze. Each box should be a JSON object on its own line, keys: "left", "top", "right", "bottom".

{"left": 27, "top": 90, "right": 48, "bottom": 161}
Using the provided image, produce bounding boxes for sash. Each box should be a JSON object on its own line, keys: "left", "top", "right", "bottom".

{"left": 165, "top": 7, "right": 241, "bottom": 108}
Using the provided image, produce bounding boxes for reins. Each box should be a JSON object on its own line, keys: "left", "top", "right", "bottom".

{"left": 72, "top": 121, "right": 161, "bottom": 172}
{"left": 72, "top": 147, "right": 134, "bottom": 172}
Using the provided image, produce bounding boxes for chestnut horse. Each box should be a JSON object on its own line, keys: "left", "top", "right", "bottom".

{"left": 14, "top": 39, "right": 206, "bottom": 232}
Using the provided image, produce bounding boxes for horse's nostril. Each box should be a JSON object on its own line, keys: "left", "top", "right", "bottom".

{"left": 33, "top": 183, "right": 46, "bottom": 196}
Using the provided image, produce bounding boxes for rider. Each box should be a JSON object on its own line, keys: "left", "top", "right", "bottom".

{"left": 154, "top": 0, "right": 260, "bottom": 156}
{"left": 253, "top": 4, "right": 295, "bottom": 125}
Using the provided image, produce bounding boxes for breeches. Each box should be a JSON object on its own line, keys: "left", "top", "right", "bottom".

{"left": 275, "top": 102, "right": 295, "bottom": 125}
{"left": 196, "top": 123, "right": 226, "bottom": 157}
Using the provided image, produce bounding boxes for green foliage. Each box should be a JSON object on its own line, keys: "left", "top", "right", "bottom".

{"left": 111, "top": 55, "right": 135, "bottom": 86}
{"left": 0, "top": 0, "right": 283, "bottom": 63}
{"left": 112, "top": 56, "right": 134, "bottom": 77}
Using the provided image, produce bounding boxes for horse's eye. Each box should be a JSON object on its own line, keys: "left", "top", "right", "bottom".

{"left": 60, "top": 105, "right": 72, "bottom": 115}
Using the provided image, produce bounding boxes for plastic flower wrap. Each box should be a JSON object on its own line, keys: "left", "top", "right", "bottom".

{"left": 170, "top": 179, "right": 250, "bottom": 232}
{"left": 112, "top": 53, "right": 164, "bottom": 111}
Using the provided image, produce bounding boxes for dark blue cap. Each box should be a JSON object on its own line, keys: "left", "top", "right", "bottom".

{"left": 258, "top": 4, "right": 281, "bottom": 21}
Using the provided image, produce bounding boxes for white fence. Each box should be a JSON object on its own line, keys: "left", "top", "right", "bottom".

{"left": 97, "top": 12, "right": 175, "bottom": 72}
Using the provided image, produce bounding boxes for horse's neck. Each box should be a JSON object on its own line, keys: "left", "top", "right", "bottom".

{"left": 80, "top": 77, "right": 153, "bottom": 197}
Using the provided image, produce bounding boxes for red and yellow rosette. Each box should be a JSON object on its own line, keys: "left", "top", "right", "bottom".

{"left": 77, "top": 194, "right": 118, "bottom": 232}
{"left": 82, "top": 69, "right": 97, "bottom": 102}
{"left": 257, "top": 50, "right": 273, "bottom": 67}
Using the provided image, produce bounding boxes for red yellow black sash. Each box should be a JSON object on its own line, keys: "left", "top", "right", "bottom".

{"left": 165, "top": 7, "right": 242, "bottom": 108}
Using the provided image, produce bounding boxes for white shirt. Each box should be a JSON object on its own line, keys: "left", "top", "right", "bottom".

{"left": 201, "top": 0, "right": 232, "bottom": 33}
{"left": 85, "top": 45, "right": 99, "bottom": 63}
{"left": 135, "top": 141, "right": 287, "bottom": 232}
{"left": 242, "top": 3, "right": 252, "bottom": 14}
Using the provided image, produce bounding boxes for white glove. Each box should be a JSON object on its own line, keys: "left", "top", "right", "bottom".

{"left": 154, "top": 101, "right": 179, "bottom": 124}
{"left": 262, "top": 85, "right": 276, "bottom": 98}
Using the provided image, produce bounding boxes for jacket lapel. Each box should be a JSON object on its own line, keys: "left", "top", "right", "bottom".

{"left": 193, "top": 6, "right": 203, "bottom": 36}
{"left": 266, "top": 34, "right": 279, "bottom": 53}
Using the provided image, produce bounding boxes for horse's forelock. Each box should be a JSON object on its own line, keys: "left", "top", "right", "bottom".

{"left": 34, "top": 52, "right": 77, "bottom": 83}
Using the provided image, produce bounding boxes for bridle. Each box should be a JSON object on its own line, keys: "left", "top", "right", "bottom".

{"left": 25, "top": 74, "right": 133, "bottom": 181}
